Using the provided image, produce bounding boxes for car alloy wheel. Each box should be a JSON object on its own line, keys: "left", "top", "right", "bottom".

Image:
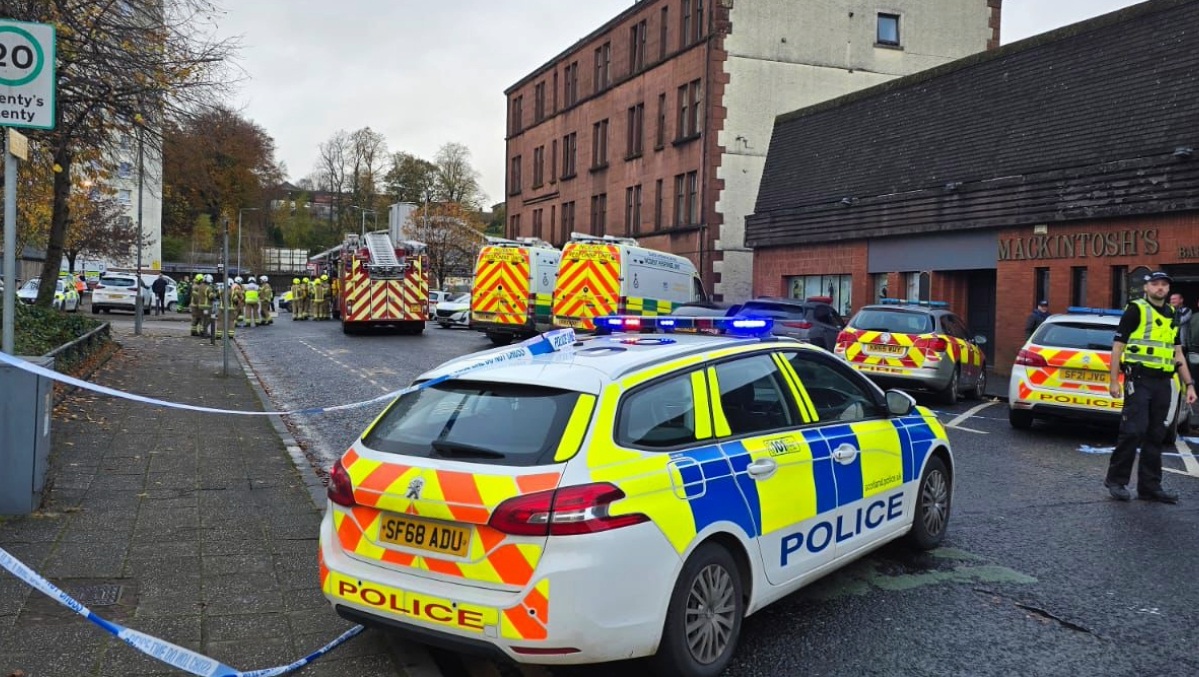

{"left": 685, "top": 563, "right": 737, "bottom": 665}
{"left": 921, "top": 469, "right": 949, "bottom": 538}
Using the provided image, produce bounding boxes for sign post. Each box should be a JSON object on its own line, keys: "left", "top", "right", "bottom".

{"left": 0, "top": 19, "right": 56, "bottom": 355}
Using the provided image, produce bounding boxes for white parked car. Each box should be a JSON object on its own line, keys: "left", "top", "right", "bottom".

{"left": 428, "top": 290, "right": 451, "bottom": 316}
{"left": 91, "top": 273, "right": 153, "bottom": 314}
{"left": 434, "top": 293, "right": 471, "bottom": 328}
{"left": 17, "top": 278, "right": 81, "bottom": 312}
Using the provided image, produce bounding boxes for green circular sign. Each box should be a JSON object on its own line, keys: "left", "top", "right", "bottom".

{"left": 0, "top": 25, "right": 45, "bottom": 87}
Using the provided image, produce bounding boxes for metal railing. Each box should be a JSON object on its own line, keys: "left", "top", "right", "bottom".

{"left": 42, "top": 322, "right": 111, "bottom": 371}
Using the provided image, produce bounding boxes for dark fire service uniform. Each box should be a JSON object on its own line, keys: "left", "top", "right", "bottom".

{"left": 1105, "top": 296, "right": 1183, "bottom": 502}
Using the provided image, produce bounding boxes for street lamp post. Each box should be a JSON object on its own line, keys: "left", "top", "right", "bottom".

{"left": 349, "top": 205, "right": 377, "bottom": 239}
{"left": 134, "top": 125, "right": 146, "bottom": 336}
{"left": 222, "top": 217, "right": 231, "bottom": 377}
{"left": 236, "top": 207, "right": 260, "bottom": 277}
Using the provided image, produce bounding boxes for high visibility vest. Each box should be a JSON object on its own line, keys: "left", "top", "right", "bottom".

{"left": 1121, "top": 299, "right": 1177, "bottom": 373}
{"left": 245, "top": 286, "right": 260, "bottom": 303}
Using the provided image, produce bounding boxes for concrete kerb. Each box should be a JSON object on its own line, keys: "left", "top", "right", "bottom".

{"left": 229, "top": 338, "right": 447, "bottom": 677}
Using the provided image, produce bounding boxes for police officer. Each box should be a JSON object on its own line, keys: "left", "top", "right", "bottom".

{"left": 1105, "top": 271, "right": 1197, "bottom": 503}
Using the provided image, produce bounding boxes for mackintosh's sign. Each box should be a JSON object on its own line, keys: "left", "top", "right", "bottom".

{"left": 998, "top": 229, "right": 1159, "bottom": 261}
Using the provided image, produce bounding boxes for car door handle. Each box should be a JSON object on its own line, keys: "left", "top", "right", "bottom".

{"left": 832, "top": 444, "right": 859, "bottom": 465}
{"left": 746, "top": 458, "right": 778, "bottom": 479}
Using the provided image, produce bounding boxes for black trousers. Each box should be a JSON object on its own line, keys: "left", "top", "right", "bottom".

{"left": 1105, "top": 374, "right": 1173, "bottom": 492}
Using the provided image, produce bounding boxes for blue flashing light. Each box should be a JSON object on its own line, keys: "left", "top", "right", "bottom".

{"left": 593, "top": 315, "right": 775, "bottom": 337}
{"left": 880, "top": 298, "right": 949, "bottom": 308}
{"left": 1067, "top": 306, "right": 1125, "bottom": 318}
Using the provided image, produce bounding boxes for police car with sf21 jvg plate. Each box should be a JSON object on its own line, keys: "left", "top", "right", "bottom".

{"left": 318, "top": 315, "right": 954, "bottom": 676}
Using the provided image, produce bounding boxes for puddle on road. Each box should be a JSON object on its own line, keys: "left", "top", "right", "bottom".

{"left": 799, "top": 545, "right": 1037, "bottom": 601}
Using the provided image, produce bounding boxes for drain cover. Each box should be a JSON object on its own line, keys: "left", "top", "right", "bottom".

{"left": 66, "top": 583, "right": 123, "bottom": 607}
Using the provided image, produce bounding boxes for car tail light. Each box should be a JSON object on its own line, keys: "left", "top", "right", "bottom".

{"left": 913, "top": 336, "right": 948, "bottom": 359}
{"left": 327, "top": 458, "right": 356, "bottom": 507}
{"left": 782, "top": 321, "right": 812, "bottom": 330}
{"left": 835, "top": 329, "right": 856, "bottom": 351}
{"left": 489, "top": 482, "right": 649, "bottom": 537}
{"left": 1015, "top": 348, "right": 1048, "bottom": 368}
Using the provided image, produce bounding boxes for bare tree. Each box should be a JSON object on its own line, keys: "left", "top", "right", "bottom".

{"left": 349, "top": 127, "right": 387, "bottom": 211}
{"left": 2, "top": 0, "right": 239, "bottom": 306}
{"left": 316, "top": 130, "right": 350, "bottom": 238}
{"left": 434, "top": 142, "right": 485, "bottom": 208}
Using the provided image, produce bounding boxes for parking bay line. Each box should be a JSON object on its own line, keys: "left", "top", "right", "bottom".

{"left": 943, "top": 401, "right": 998, "bottom": 434}
{"left": 1164, "top": 438, "right": 1199, "bottom": 478}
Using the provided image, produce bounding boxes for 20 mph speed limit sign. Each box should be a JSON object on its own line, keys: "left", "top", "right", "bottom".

{"left": 0, "top": 20, "right": 55, "bottom": 130}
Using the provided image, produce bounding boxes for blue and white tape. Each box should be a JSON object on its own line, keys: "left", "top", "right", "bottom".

{"left": 0, "top": 545, "right": 363, "bottom": 676}
{"left": 0, "top": 328, "right": 578, "bottom": 417}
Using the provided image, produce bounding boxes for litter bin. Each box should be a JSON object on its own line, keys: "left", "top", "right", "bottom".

{"left": 0, "top": 355, "right": 54, "bottom": 515}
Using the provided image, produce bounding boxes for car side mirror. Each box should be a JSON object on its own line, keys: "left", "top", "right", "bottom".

{"left": 973, "top": 335, "right": 988, "bottom": 345}
{"left": 886, "top": 390, "right": 917, "bottom": 417}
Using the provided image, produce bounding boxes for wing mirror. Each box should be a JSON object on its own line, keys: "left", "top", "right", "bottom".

{"left": 973, "top": 335, "right": 988, "bottom": 345}
{"left": 886, "top": 389, "right": 917, "bottom": 417}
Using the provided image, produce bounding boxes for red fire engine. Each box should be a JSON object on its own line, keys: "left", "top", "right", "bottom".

{"left": 338, "top": 231, "right": 429, "bottom": 335}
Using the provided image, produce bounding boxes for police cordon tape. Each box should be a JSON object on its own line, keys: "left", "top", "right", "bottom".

{"left": 0, "top": 327, "right": 579, "bottom": 416}
{"left": 0, "top": 545, "right": 362, "bottom": 677}
{"left": 0, "top": 327, "right": 579, "bottom": 675}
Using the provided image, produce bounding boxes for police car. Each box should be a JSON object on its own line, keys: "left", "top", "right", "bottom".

{"left": 318, "top": 316, "right": 954, "bottom": 675}
{"left": 1009, "top": 307, "right": 1194, "bottom": 433}
{"left": 835, "top": 299, "right": 988, "bottom": 404}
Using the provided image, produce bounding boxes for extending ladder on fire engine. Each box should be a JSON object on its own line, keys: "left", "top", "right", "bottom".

{"left": 364, "top": 232, "right": 400, "bottom": 268}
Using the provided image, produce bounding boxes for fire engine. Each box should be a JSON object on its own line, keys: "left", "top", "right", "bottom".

{"left": 338, "top": 230, "right": 429, "bottom": 335}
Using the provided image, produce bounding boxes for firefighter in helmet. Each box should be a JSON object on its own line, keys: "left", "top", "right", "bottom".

{"left": 190, "top": 273, "right": 209, "bottom": 336}
{"left": 259, "top": 276, "right": 273, "bottom": 325}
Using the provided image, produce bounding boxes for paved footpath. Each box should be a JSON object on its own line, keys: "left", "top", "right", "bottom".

{"left": 0, "top": 325, "right": 437, "bottom": 677}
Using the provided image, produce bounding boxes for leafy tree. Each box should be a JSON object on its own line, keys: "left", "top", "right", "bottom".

{"left": 384, "top": 152, "right": 438, "bottom": 204}
{"left": 6, "top": 0, "right": 238, "bottom": 306}
{"left": 407, "top": 203, "right": 486, "bottom": 290}
{"left": 433, "top": 142, "right": 485, "bottom": 208}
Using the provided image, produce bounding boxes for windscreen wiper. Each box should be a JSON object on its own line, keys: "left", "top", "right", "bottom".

{"left": 430, "top": 440, "right": 506, "bottom": 459}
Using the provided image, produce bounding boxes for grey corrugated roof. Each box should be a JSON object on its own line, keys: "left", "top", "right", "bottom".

{"left": 746, "top": 0, "right": 1199, "bottom": 248}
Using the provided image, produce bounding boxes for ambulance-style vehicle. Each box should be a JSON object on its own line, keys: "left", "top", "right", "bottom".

{"left": 1008, "top": 307, "right": 1194, "bottom": 434}
{"left": 470, "top": 237, "right": 561, "bottom": 346}
{"left": 339, "top": 231, "right": 430, "bottom": 335}
{"left": 552, "top": 232, "right": 708, "bottom": 331}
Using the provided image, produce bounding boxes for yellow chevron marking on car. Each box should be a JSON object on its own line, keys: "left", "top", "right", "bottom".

{"left": 554, "top": 395, "right": 597, "bottom": 462}
{"left": 843, "top": 330, "right": 924, "bottom": 368}
{"left": 691, "top": 371, "right": 713, "bottom": 440}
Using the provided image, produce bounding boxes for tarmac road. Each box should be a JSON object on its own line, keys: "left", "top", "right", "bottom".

{"left": 234, "top": 314, "right": 1199, "bottom": 677}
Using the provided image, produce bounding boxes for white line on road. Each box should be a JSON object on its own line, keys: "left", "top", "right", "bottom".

{"left": 1164, "top": 438, "right": 1199, "bottom": 478}
{"left": 947, "top": 425, "right": 988, "bottom": 434}
{"left": 946, "top": 401, "right": 998, "bottom": 431}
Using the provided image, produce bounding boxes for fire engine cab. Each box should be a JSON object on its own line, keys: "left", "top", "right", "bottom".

{"left": 339, "top": 231, "right": 430, "bottom": 335}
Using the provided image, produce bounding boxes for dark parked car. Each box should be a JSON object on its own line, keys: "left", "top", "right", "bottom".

{"left": 736, "top": 297, "right": 846, "bottom": 349}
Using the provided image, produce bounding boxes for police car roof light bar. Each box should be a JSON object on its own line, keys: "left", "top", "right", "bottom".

{"left": 1066, "top": 306, "right": 1125, "bottom": 317}
{"left": 595, "top": 315, "right": 774, "bottom": 337}
{"left": 880, "top": 298, "right": 950, "bottom": 309}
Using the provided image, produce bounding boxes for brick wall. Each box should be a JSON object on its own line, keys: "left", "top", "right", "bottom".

{"left": 752, "top": 242, "right": 869, "bottom": 308}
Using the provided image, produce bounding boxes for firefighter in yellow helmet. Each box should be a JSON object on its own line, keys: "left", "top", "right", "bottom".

{"left": 259, "top": 276, "right": 273, "bottom": 325}
{"left": 297, "top": 277, "right": 311, "bottom": 320}
{"left": 189, "top": 273, "right": 209, "bottom": 336}
{"left": 321, "top": 274, "right": 333, "bottom": 320}
{"left": 289, "top": 278, "right": 301, "bottom": 319}
{"left": 311, "top": 273, "right": 327, "bottom": 320}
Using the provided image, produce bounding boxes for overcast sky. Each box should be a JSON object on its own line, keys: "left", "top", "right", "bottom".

{"left": 217, "top": 0, "right": 1143, "bottom": 206}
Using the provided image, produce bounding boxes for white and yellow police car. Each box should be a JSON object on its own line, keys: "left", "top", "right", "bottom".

{"left": 319, "top": 316, "right": 954, "bottom": 676}
{"left": 1008, "top": 307, "right": 1193, "bottom": 433}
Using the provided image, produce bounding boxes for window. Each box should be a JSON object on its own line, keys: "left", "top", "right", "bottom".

{"left": 564, "top": 61, "right": 579, "bottom": 107}
{"left": 786, "top": 353, "right": 884, "bottom": 423}
{"left": 625, "top": 184, "right": 642, "bottom": 235}
{"left": 673, "top": 174, "right": 686, "bottom": 226}
{"left": 562, "top": 132, "right": 578, "bottom": 179}
{"left": 534, "top": 81, "right": 546, "bottom": 122}
{"left": 654, "top": 179, "right": 664, "bottom": 230}
{"left": 877, "top": 13, "right": 900, "bottom": 46}
{"left": 786, "top": 274, "right": 853, "bottom": 316}
{"left": 118, "top": 161, "right": 133, "bottom": 179}
{"left": 509, "top": 155, "right": 522, "bottom": 195}
{"left": 905, "top": 271, "right": 930, "bottom": 302}
{"left": 1071, "top": 267, "right": 1088, "bottom": 307}
{"left": 849, "top": 308, "right": 934, "bottom": 335}
{"left": 693, "top": 0, "right": 705, "bottom": 44}
{"left": 118, "top": 189, "right": 132, "bottom": 204}
{"left": 686, "top": 171, "right": 699, "bottom": 226}
{"left": 549, "top": 205, "right": 556, "bottom": 240}
{"left": 361, "top": 381, "right": 583, "bottom": 466}
{"left": 591, "top": 119, "right": 609, "bottom": 169}
{"left": 941, "top": 316, "right": 969, "bottom": 340}
{"left": 626, "top": 102, "right": 644, "bottom": 158}
{"left": 681, "top": 0, "right": 692, "bottom": 50}
{"left": 1032, "top": 321, "right": 1117, "bottom": 350}
{"left": 872, "top": 273, "right": 889, "bottom": 303}
{"left": 677, "top": 79, "right": 702, "bottom": 140}
{"left": 553, "top": 71, "right": 559, "bottom": 113}
{"left": 593, "top": 41, "right": 611, "bottom": 92}
{"left": 510, "top": 96, "right": 523, "bottom": 134}
{"left": 660, "top": 6, "right": 669, "bottom": 60}
{"left": 532, "top": 146, "right": 545, "bottom": 188}
{"left": 550, "top": 139, "right": 558, "bottom": 184}
{"left": 533, "top": 209, "right": 544, "bottom": 239}
{"left": 617, "top": 373, "right": 699, "bottom": 449}
{"left": 509, "top": 213, "right": 521, "bottom": 235}
{"left": 714, "top": 356, "right": 795, "bottom": 436}
{"left": 1111, "top": 265, "right": 1128, "bottom": 308}
{"left": 561, "top": 201, "right": 576, "bottom": 242}
{"left": 1035, "top": 267, "right": 1050, "bottom": 307}
{"left": 590, "top": 193, "right": 607, "bottom": 235}
{"left": 630, "top": 20, "right": 647, "bottom": 73}
{"left": 655, "top": 93, "right": 666, "bottom": 149}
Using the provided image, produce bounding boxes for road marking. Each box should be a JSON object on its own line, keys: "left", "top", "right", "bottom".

{"left": 1164, "top": 438, "right": 1199, "bottom": 478}
{"left": 947, "top": 401, "right": 998, "bottom": 429}
{"left": 947, "top": 425, "right": 988, "bottom": 435}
